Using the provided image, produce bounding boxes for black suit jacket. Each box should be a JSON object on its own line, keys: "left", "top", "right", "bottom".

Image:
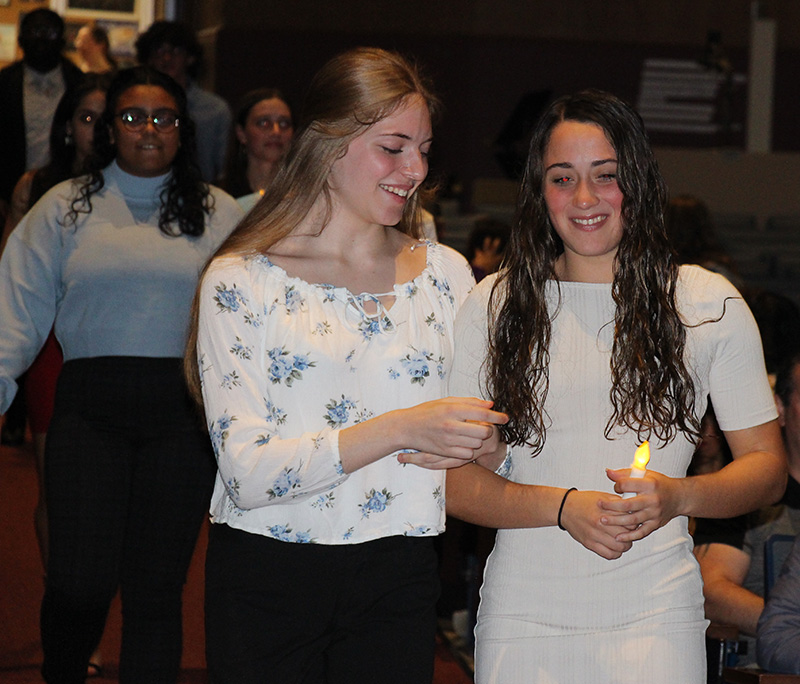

{"left": 0, "top": 57, "right": 83, "bottom": 203}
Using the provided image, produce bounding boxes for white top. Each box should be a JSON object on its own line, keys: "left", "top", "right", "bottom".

{"left": 450, "top": 264, "right": 777, "bottom": 682}
{"left": 197, "top": 240, "right": 475, "bottom": 545}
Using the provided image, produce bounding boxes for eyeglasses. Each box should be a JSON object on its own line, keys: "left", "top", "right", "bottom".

{"left": 117, "top": 108, "right": 179, "bottom": 132}
{"left": 253, "top": 116, "right": 292, "bottom": 131}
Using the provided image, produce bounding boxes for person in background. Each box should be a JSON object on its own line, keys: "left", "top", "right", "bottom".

{"left": 694, "top": 350, "right": 800, "bottom": 667}
{"left": 135, "top": 20, "right": 232, "bottom": 183}
{"left": 442, "top": 89, "right": 785, "bottom": 683}
{"left": 0, "top": 8, "right": 83, "bottom": 446}
{"left": 756, "top": 533, "right": 800, "bottom": 673}
{"left": 73, "top": 24, "right": 116, "bottom": 74}
{"left": 465, "top": 217, "right": 509, "bottom": 282}
{"left": 1, "top": 71, "right": 112, "bottom": 681}
{"left": 1, "top": 71, "right": 111, "bottom": 566}
{"left": 223, "top": 87, "right": 294, "bottom": 213}
{"left": 0, "top": 66, "right": 243, "bottom": 683}
{"left": 186, "top": 47, "right": 506, "bottom": 683}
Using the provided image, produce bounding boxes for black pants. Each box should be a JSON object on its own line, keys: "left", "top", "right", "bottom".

{"left": 40, "top": 357, "right": 216, "bottom": 684}
{"left": 205, "top": 524, "right": 441, "bottom": 684}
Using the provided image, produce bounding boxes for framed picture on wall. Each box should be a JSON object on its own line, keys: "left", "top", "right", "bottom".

{"left": 49, "top": 0, "right": 153, "bottom": 30}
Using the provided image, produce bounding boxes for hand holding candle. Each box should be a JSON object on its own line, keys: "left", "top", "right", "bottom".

{"left": 622, "top": 441, "right": 650, "bottom": 499}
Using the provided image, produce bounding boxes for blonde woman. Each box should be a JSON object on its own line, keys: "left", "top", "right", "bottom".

{"left": 187, "top": 47, "right": 506, "bottom": 683}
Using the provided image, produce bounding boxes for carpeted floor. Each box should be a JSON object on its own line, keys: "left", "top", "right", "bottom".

{"left": 0, "top": 435, "right": 473, "bottom": 683}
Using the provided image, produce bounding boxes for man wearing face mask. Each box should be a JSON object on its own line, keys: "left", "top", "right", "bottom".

{"left": 0, "top": 8, "right": 82, "bottom": 448}
{"left": 0, "top": 9, "right": 82, "bottom": 223}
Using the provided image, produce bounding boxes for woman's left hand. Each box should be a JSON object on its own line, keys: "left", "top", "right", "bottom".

{"left": 599, "top": 468, "right": 686, "bottom": 542}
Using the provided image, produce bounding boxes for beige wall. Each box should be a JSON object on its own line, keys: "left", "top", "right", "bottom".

{"left": 655, "top": 147, "right": 800, "bottom": 228}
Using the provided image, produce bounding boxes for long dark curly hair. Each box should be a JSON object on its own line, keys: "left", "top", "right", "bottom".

{"left": 65, "top": 66, "right": 212, "bottom": 236}
{"left": 489, "top": 89, "right": 700, "bottom": 452}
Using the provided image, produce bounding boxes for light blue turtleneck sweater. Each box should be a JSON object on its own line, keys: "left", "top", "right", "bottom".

{"left": 0, "top": 160, "right": 244, "bottom": 413}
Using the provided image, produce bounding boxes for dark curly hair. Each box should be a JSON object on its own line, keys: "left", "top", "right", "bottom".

{"left": 65, "top": 66, "right": 212, "bottom": 236}
{"left": 488, "top": 89, "right": 700, "bottom": 452}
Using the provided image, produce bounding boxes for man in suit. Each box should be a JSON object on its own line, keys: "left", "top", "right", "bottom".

{"left": 0, "top": 8, "right": 82, "bottom": 446}
{"left": 0, "top": 8, "right": 83, "bottom": 223}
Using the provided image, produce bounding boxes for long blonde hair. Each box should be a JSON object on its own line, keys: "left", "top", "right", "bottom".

{"left": 185, "top": 46, "right": 440, "bottom": 404}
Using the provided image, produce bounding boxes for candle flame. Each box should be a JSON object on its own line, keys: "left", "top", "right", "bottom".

{"left": 633, "top": 441, "right": 650, "bottom": 469}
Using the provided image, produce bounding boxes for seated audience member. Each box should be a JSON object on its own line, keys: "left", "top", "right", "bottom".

{"left": 694, "top": 351, "right": 800, "bottom": 665}
{"left": 224, "top": 88, "right": 293, "bottom": 212}
{"left": 757, "top": 534, "right": 800, "bottom": 673}
{"left": 464, "top": 217, "right": 509, "bottom": 282}
{"left": 135, "top": 20, "right": 232, "bottom": 183}
{"left": 74, "top": 24, "right": 116, "bottom": 74}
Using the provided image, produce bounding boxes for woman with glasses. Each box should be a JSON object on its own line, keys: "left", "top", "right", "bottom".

{"left": 0, "top": 66, "right": 243, "bottom": 683}
{"left": 223, "top": 88, "right": 294, "bottom": 213}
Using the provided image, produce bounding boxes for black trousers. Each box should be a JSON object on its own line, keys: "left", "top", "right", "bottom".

{"left": 39, "top": 357, "right": 216, "bottom": 684}
{"left": 205, "top": 524, "right": 441, "bottom": 684}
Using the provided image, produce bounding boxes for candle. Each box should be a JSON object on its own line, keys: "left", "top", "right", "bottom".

{"left": 622, "top": 441, "right": 650, "bottom": 499}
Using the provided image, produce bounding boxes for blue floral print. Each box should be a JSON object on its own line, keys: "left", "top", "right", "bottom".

{"left": 311, "top": 493, "right": 336, "bottom": 509}
{"left": 209, "top": 412, "right": 236, "bottom": 455}
{"left": 198, "top": 242, "right": 474, "bottom": 546}
{"left": 400, "top": 347, "right": 446, "bottom": 386}
{"left": 267, "top": 465, "right": 302, "bottom": 499}
{"left": 264, "top": 399, "right": 287, "bottom": 425}
{"left": 220, "top": 371, "right": 240, "bottom": 390}
{"left": 214, "top": 282, "right": 245, "bottom": 313}
{"left": 359, "top": 488, "right": 398, "bottom": 518}
{"left": 267, "top": 346, "right": 316, "bottom": 386}
{"left": 229, "top": 336, "right": 252, "bottom": 359}
{"left": 324, "top": 395, "right": 357, "bottom": 427}
{"left": 284, "top": 285, "right": 305, "bottom": 313}
{"left": 425, "top": 312, "right": 446, "bottom": 336}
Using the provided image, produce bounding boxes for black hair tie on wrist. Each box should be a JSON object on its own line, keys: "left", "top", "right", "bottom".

{"left": 557, "top": 487, "right": 578, "bottom": 531}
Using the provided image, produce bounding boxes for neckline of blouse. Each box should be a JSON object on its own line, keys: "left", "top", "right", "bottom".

{"left": 260, "top": 239, "right": 434, "bottom": 301}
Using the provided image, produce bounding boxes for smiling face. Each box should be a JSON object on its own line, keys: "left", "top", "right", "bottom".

{"left": 67, "top": 89, "right": 106, "bottom": 166}
{"left": 543, "top": 120, "right": 624, "bottom": 283}
{"left": 327, "top": 95, "right": 432, "bottom": 230}
{"left": 237, "top": 97, "right": 294, "bottom": 165}
{"left": 111, "top": 84, "right": 180, "bottom": 178}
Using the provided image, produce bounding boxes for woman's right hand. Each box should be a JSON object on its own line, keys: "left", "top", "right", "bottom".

{"left": 559, "top": 489, "right": 634, "bottom": 560}
{"left": 394, "top": 396, "right": 508, "bottom": 470}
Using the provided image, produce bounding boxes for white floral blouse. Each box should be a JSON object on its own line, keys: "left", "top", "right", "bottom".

{"left": 197, "top": 240, "right": 475, "bottom": 545}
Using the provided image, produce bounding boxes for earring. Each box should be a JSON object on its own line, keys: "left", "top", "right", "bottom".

{"left": 64, "top": 132, "right": 74, "bottom": 146}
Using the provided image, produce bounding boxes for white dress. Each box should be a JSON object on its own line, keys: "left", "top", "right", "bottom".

{"left": 450, "top": 264, "right": 777, "bottom": 684}
{"left": 197, "top": 240, "right": 475, "bottom": 545}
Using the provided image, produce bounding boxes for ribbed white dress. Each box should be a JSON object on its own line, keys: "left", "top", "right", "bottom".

{"left": 450, "top": 264, "right": 777, "bottom": 684}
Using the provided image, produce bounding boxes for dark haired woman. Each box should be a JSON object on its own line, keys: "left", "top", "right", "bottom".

{"left": 223, "top": 87, "right": 293, "bottom": 212}
{"left": 442, "top": 90, "right": 786, "bottom": 682}
{"left": 0, "top": 66, "right": 243, "bottom": 683}
{"left": 186, "top": 47, "right": 506, "bottom": 683}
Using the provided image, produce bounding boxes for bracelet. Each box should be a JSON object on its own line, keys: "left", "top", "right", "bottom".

{"left": 557, "top": 487, "right": 577, "bottom": 531}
